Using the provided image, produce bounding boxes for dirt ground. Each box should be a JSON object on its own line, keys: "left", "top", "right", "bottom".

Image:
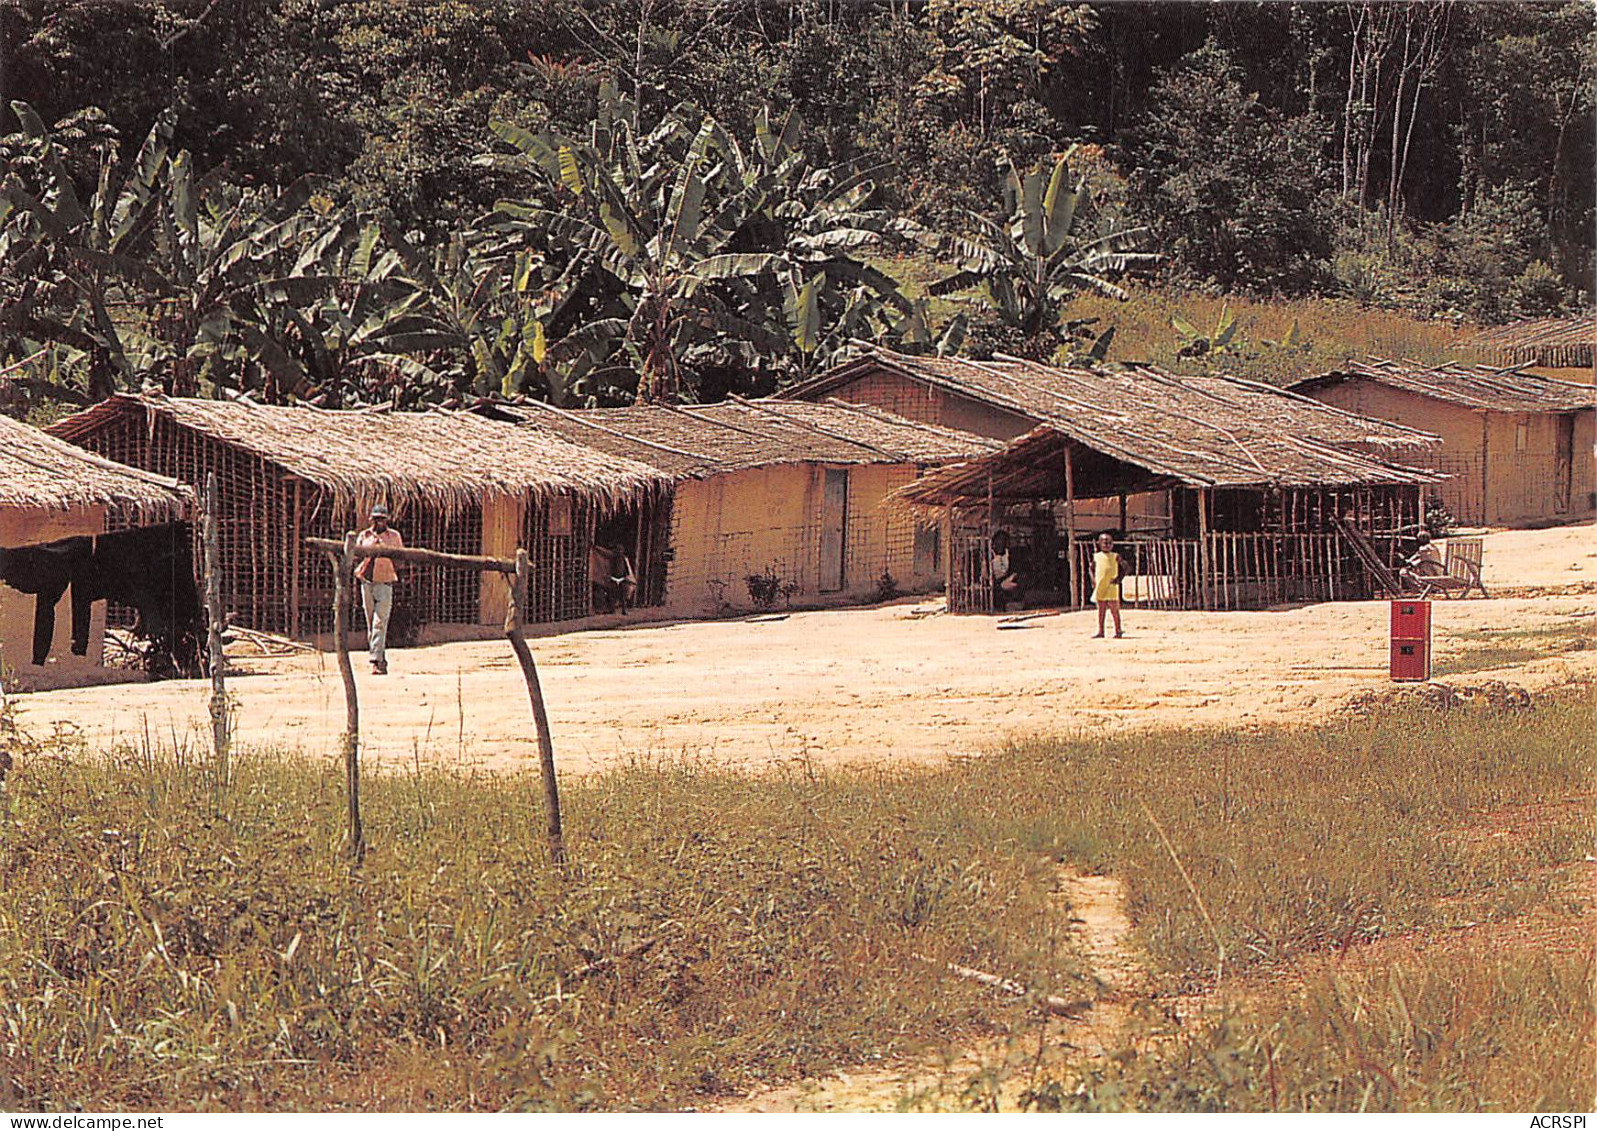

{"left": 14, "top": 524, "right": 1596, "bottom": 774}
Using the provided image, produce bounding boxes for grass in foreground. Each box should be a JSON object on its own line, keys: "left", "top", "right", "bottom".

{"left": 0, "top": 690, "right": 1590, "bottom": 1111}
{"left": 1041, "top": 946, "right": 1593, "bottom": 1112}
{"left": 1436, "top": 623, "right": 1593, "bottom": 677}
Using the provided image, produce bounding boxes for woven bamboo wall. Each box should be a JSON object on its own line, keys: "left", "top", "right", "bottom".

{"left": 66, "top": 413, "right": 612, "bottom": 638}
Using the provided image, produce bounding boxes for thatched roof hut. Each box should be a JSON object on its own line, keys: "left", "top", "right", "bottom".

{"left": 1287, "top": 359, "right": 1594, "bottom": 526}
{"left": 1291, "top": 358, "right": 1594, "bottom": 414}
{"left": 0, "top": 413, "right": 191, "bottom": 529}
{"left": 896, "top": 421, "right": 1442, "bottom": 511}
{"left": 47, "top": 395, "right": 670, "bottom": 638}
{"left": 0, "top": 416, "right": 195, "bottom": 683}
{"left": 491, "top": 398, "right": 997, "bottom": 617}
{"left": 49, "top": 394, "right": 667, "bottom": 515}
{"left": 781, "top": 348, "right": 1440, "bottom": 456}
{"left": 511, "top": 397, "right": 999, "bottom": 478}
{"left": 1456, "top": 314, "right": 1596, "bottom": 371}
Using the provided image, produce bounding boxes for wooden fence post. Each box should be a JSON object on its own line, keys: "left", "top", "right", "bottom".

{"left": 203, "top": 472, "right": 230, "bottom": 790}
{"left": 1063, "top": 443, "right": 1079, "bottom": 608}
{"left": 505, "top": 546, "right": 565, "bottom": 864}
{"left": 328, "top": 531, "right": 363, "bottom": 862}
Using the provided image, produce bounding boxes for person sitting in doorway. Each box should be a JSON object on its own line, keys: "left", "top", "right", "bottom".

{"left": 590, "top": 543, "right": 639, "bottom": 614}
{"left": 609, "top": 544, "right": 638, "bottom": 614}
{"left": 1091, "top": 532, "right": 1124, "bottom": 639}
{"left": 990, "top": 530, "right": 1023, "bottom": 612}
{"left": 1399, "top": 532, "right": 1446, "bottom": 591}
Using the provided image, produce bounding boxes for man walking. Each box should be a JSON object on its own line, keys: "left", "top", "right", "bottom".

{"left": 356, "top": 504, "right": 403, "bottom": 674}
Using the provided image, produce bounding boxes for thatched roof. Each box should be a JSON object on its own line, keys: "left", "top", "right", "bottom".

{"left": 0, "top": 414, "right": 191, "bottom": 524}
{"left": 783, "top": 349, "right": 1438, "bottom": 494}
{"left": 897, "top": 421, "right": 1443, "bottom": 510}
{"left": 1456, "top": 314, "right": 1595, "bottom": 370}
{"left": 784, "top": 348, "right": 1439, "bottom": 453}
{"left": 504, "top": 397, "right": 999, "bottom": 479}
{"left": 48, "top": 394, "right": 668, "bottom": 512}
{"left": 1290, "top": 359, "right": 1595, "bottom": 414}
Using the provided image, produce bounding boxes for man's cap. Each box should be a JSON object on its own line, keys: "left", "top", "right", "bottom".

{"left": 370, "top": 504, "right": 390, "bottom": 519}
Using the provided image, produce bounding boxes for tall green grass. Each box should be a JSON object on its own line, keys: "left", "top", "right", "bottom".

{"left": 869, "top": 252, "right": 1469, "bottom": 384}
{"left": 1033, "top": 948, "right": 1593, "bottom": 1112}
{"left": 1, "top": 691, "right": 1589, "bottom": 1110}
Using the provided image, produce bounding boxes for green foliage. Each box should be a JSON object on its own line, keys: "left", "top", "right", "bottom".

{"left": 1328, "top": 183, "right": 1582, "bottom": 323}
{"left": 2, "top": 1, "right": 1594, "bottom": 414}
{"left": 1123, "top": 41, "right": 1333, "bottom": 295}
{"left": 930, "top": 150, "right": 1155, "bottom": 358}
{"left": 486, "top": 91, "right": 918, "bottom": 402}
{"left": 1171, "top": 303, "right": 1242, "bottom": 361}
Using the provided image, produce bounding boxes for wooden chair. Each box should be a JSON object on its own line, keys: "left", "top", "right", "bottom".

{"left": 1442, "top": 537, "right": 1488, "bottom": 598}
{"left": 1415, "top": 537, "right": 1487, "bottom": 599}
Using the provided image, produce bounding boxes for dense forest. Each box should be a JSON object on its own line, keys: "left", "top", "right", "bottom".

{"left": 2, "top": 0, "right": 1592, "bottom": 410}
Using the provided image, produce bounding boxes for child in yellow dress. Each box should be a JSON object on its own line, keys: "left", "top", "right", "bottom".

{"left": 1091, "top": 532, "right": 1123, "bottom": 638}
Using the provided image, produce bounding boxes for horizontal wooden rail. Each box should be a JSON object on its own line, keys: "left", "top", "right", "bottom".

{"left": 304, "top": 537, "right": 516, "bottom": 573}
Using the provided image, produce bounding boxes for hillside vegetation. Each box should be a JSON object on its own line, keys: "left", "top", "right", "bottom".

{"left": 1, "top": 2, "right": 1591, "bottom": 413}
{"left": 878, "top": 254, "right": 1471, "bottom": 384}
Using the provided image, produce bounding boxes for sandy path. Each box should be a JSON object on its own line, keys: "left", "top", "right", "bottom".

{"left": 13, "top": 525, "right": 1594, "bottom": 775}
{"left": 721, "top": 867, "right": 1143, "bottom": 1113}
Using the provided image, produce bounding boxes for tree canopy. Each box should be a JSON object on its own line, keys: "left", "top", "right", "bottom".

{"left": 2, "top": 0, "right": 1591, "bottom": 413}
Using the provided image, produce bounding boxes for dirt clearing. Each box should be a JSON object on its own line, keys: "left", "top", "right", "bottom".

{"left": 15, "top": 526, "right": 1594, "bottom": 775}
{"left": 17, "top": 593, "right": 1595, "bottom": 775}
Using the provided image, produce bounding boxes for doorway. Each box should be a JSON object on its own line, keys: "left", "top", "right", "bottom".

{"left": 819, "top": 467, "right": 848, "bottom": 592}
{"left": 1555, "top": 414, "right": 1574, "bottom": 513}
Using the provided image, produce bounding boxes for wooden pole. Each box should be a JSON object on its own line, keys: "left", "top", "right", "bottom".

{"left": 1196, "top": 488, "right": 1211, "bottom": 610}
{"left": 328, "top": 531, "right": 363, "bottom": 862}
{"left": 942, "top": 508, "right": 955, "bottom": 609}
{"left": 306, "top": 537, "right": 516, "bottom": 572}
{"left": 505, "top": 546, "right": 565, "bottom": 865}
{"left": 203, "top": 472, "right": 229, "bottom": 789}
{"left": 1479, "top": 412, "right": 1490, "bottom": 526}
{"left": 289, "top": 480, "right": 303, "bottom": 639}
{"left": 1063, "top": 444, "right": 1079, "bottom": 608}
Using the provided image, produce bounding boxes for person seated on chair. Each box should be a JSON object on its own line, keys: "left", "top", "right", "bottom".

{"left": 990, "top": 530, "right": 1024, "bottom": 612}
{"left": 1399, "top": 533, "right": 1446, "bottom": 590}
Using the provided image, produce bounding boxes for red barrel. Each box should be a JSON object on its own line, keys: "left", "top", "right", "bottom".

{"left": 1390, "top": 598, "right": 1432, "bottom": 682}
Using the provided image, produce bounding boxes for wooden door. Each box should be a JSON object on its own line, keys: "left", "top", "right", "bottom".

{"left": 1555, "top": 413, "right": 1575, "bottom": 513}
{"left": 819, "top": 467, "right": 848, "bottom": 592}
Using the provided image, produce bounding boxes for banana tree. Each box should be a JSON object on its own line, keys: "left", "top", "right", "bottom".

{"left": 134, "top": 156, "right": 331, "bottom": 395}
{"left": 1171, "top": 303, "right": 1242, "bottom": 360}
{"left": 929, "top": 149, "right": 1158, "bottom": 353}
{"left": 0, "top": 102, "right": 173, "bottom": 399}
{"left": 226, "top": 217, "right": 467, "bottom": 406}
{"left": 490, "top": 109, "right": 785, "bottom": 403}
{"left": 488, "top": 94, "right": 930, "bottom": 401}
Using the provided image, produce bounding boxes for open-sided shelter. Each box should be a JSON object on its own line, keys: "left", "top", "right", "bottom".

{"left": 1456, "top": 314, "right": 1595, "bottom": 382}
{"left": 509, "top": 397, "right": 999, "bottom": 615}
{"left": 847, "top": 352, "right": 1444, "bottom": 613}
{"left": 783, "top": 346, "right": 1438, "bottom": 542}
{"left": 48, "top": 395, "right": 667, "bottom": 641}
{"left": 1289, "top": 360, "right": 1595, "bottom": 526}
{"left": 0, "top": 414, "right": 194, "bottom": 681}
